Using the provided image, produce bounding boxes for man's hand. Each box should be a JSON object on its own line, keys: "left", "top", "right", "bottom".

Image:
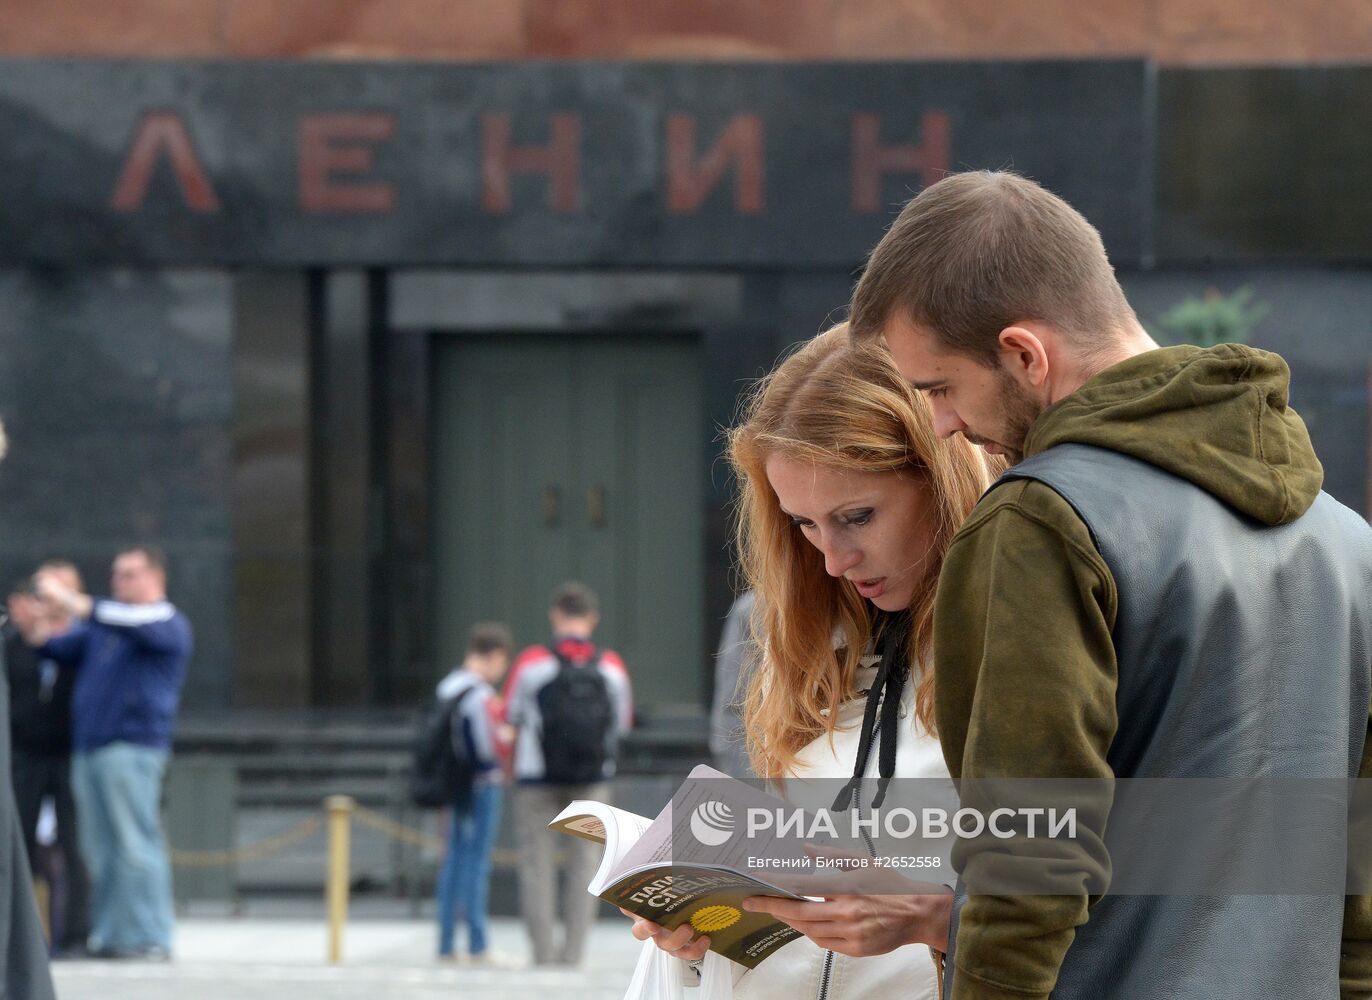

{"left": 618, "top": 907, "right": 711, "bottom": 962}
{"left": 741, "top": 892, "right": 952, "bottom": 956}
{"left": 33, "top": 571, "right": 92, "bottom": 620}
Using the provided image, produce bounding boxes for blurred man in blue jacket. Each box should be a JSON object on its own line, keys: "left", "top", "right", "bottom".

{"left": 22, "top": 546, "right": 192, "bottom": 960}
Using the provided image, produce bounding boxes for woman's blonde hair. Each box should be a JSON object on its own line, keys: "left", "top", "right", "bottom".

{"left": 728, "top": 323, "right": 997, "bottom": 779}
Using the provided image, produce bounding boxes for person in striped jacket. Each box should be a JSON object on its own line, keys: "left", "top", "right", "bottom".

{"left": 23, "top": 546, "right": 191, "bottom": 961}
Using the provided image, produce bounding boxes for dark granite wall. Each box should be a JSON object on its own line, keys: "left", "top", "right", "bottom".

{"left": 0, "top": 61, "right": 1368, "bottom": 710}
{"left": 0, "top": 263, "right": 1366, "bottom": 714}
{"left": 1122, "top": 267, "right": 1372, "bottom": 517}
{"left": 0, "top": 268, "right": 234, "bottom": 710}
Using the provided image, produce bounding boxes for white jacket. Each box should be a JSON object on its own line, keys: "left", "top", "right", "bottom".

{"left": 727, "top": 663, "right": 946, "bottom": 1000}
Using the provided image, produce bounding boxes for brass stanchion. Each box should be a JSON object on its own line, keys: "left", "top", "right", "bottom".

{"left": 325, "top": 795, "right": 356, "bottom": 965}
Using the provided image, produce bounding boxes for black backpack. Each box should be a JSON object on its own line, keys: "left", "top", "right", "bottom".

{"left": 537, "top": 650, "right": 615, "bottom": 784}
{"left": 410, "top": 686, "right": 477, "bottom": 809}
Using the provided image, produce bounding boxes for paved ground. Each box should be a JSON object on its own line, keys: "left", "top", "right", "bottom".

{"left": 52, "top": 915, "right": 644, "bottom": 1000}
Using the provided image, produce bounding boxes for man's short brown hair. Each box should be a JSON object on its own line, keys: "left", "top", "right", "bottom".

{"left": 467, "top": 622, "right": 513, "bottom": 657}
{"left": 850, "top": 171, "right": 1135, "bottom": 365}
{"left": 550, "top": 581, "right": 598, "bottom": 619}
{"left": 117, "top": 545, "right": 167, "bottom": 576}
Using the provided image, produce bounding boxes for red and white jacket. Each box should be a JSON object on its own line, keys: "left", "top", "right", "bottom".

{"left": 501, "top": 636, "right": 634, "bottom": 783}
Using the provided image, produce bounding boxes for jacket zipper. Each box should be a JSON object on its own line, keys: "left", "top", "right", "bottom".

{"left": 817, "top": 948, "right": 836, "bottom": 1000}
{"left": 816, "top": 713, "right": 883, "bottom": 1000}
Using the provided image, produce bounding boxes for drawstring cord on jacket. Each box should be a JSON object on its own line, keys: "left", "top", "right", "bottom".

{"left": 829, "top": 616, "right": 911, "bottom": 812}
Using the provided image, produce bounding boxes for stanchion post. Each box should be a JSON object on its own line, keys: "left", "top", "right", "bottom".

{"left": 325, "top": 795, "right": 356, "bottom": 965}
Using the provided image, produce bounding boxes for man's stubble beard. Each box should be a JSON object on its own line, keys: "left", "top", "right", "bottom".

{"left": 995, "top": 367, "right": 1043, "bottom": 465}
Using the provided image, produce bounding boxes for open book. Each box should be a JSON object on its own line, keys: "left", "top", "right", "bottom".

{"left": 549, "top": 765, "right": 809, "bottom": 969}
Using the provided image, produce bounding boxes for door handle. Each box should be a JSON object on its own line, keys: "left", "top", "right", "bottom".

{"left": 542, "top": 485, "right": 560, "bottom": 528}
{"left": 588, "top": 485, "right": 606, "bottom": 529}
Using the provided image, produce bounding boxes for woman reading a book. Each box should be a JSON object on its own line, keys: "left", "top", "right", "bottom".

{"left": 626, "top": 324, "right": 998, "bottom": 998}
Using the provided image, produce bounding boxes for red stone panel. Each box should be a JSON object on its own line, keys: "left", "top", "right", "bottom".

{"left": 0, "top": 0, "right": 222, "bottom": 56}
{"left": 1154, "top": 0, "right": 1372, "bottom": 63}
{"left": 523, "top": 0, "right": 837, "bottom": 58}
{"left": 3, "top": 0, "right": 1372, "bottom": 68}
{"left": 832, "top": 0, "right": 1150, "bottom": 59}
{"left": 221, "top": 0, "right": 526, "bottom": 58}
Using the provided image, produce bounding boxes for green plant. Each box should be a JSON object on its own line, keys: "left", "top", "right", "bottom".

{"left": 1154, "top": 286, "right": 1270, "bottom": 348}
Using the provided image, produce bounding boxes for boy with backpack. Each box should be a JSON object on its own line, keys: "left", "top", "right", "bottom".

{"left": 420, "top": 622, "right": 513, "bottom": 966}
{"left": 502, "top": 582, "right": 633, "bottom": 967}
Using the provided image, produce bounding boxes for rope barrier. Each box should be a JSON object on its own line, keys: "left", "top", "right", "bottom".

{"left": 170, "top": 815, "right": 323, "bottom": 868}
{"left": 163, "top": 794, "right": 546, "bottom": 964}
{"left": 350, "top": 804, "right": 446, "bottom": 853}
{"left": 350, "top": 803, "right": 558, "bottom": 865}
{"left": 169, "top": 803, "right": 477, "bottom": 869}
{"left": 170, "top": 801, "right": 541, "bottom": 870}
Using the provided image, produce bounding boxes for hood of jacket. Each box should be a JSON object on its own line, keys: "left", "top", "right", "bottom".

{"left": 1022, "top": 344, "right": 1322, "bottom": 525}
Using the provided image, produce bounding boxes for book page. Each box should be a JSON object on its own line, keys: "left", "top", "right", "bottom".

{"left": 551, "top": 768, "right": 816, "bottom": 969}
{"left": 548, "top": 800, "right": 654, "bottom": 894}
{"left": 609, "top": 766, "right": 797, "bottom": 880}
{"left": 610, "top": 800, "right": 675, "bottom": 870}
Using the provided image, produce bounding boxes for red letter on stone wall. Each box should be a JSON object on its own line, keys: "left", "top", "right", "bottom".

{"left": 481, "top": 114, "right": 580, "bottom": 214}
{"left": 851, "top": 112, "right": 951, "bottom": 213}
{"left": 299, "top": 114, "right": 397, "bottom": 214}
{"left": 110, "top": 112, "right": 220, "bottom": 213}
{"left": 666, "top": 114, "right": 765, "bottom": 215}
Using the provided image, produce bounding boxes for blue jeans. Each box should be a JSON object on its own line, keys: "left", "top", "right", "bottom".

{"left": 70, "top": 743, "right": 174, "bottom": 953}
{"left": 436, "top": 781, "right": 502, "bottom": 956}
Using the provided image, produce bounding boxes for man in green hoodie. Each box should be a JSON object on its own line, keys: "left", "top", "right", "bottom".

{"left": 849, "top": 171, "right": 1372, "bottom": 1000}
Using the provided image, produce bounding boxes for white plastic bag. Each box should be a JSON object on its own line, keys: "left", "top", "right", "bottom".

{"left": 623, "top": 939, "right": 736, "bottom": 1000}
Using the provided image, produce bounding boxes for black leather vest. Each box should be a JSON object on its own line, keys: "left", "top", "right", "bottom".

{"left": 944, "top": 443, "right": 1372, "bottom": 999}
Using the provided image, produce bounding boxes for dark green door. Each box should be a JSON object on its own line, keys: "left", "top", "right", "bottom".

{"left": 432, "top": 334, "right": 705, "bottom": 708}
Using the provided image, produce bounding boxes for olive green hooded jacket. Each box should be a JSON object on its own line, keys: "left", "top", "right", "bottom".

{"left": 933, "top": 344, "right": 1372, "bottom": 1000}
